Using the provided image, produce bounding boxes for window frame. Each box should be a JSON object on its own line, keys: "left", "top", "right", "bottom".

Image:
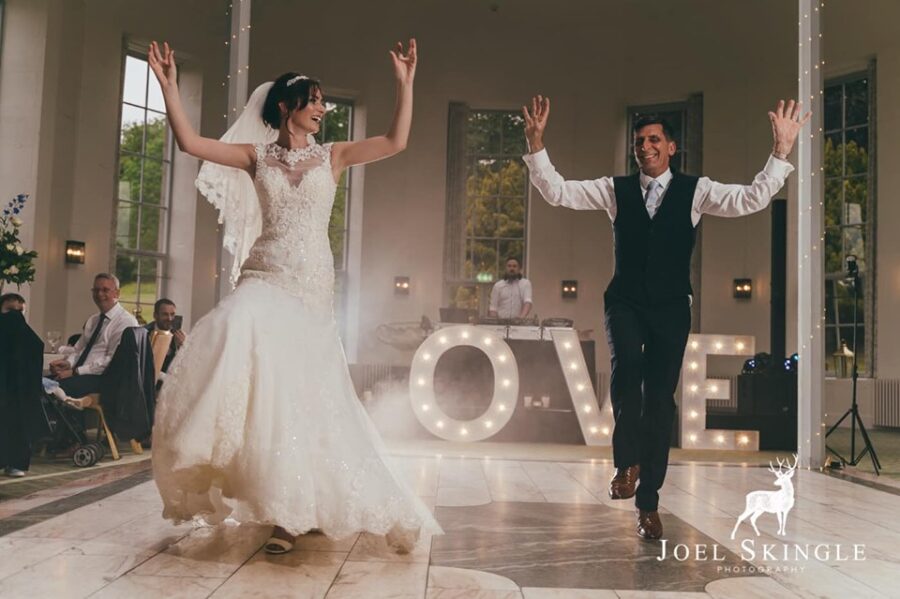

{"left": 112, "top": 49, "right": 175, "bottom": 322}
{"left": 823, "top": 67, "right": 876, "bottom": 377}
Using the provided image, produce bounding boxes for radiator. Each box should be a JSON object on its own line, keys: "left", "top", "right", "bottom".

{"left": 874, "top": 378, "right": 900, "bottom": 427}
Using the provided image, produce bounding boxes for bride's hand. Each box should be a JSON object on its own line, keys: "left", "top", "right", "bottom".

{"left": 148, "top": 41, "right": 178, "bottom": 92}
{"left": 389, "top": 38, "right": 417, "bottom": 86}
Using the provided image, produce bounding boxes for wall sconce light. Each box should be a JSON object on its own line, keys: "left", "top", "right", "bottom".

{"left": 65, "top": 240, "right": 86, "bottom": 264}
{"left": 394, "top": 276, "right": 410, "bottom": 295}
{"left": 562, "top": 280, "right": 578, "bottom": 299}
{"left": 733, "top": 278, "right": 752, "bottom": 299}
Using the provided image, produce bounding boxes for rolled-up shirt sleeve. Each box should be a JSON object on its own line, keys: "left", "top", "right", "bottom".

{"left": 693, "top": 155, "right": 794, "bottom": 221}
{"left": 523, "top": 149, "right": 617, "bottom": 214}
{"left": 489, "top": 283, "right": 500, "bottom": 313}
{"left": 521, "top": 279, "right": 533, "bottom": 304}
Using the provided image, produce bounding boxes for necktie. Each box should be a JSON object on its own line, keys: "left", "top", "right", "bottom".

{"left": 74, "top": 314, "right": 107, "bottom": 370}
{"left": 645, "top": 179, "right": 662, "bottom": 218}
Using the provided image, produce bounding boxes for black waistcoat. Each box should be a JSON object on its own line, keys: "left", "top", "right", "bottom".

{"left": 607, "top": 171, "right": 699, "bottom": 304}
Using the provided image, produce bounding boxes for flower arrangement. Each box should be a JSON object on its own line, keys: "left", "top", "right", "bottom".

{"left": 1, "top": 194, "right": 38, "bottom": 291}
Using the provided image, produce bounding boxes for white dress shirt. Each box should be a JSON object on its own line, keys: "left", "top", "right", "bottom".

{"left": 489, "top": 278, "right": 533, "bottom": 319}
{"left": 522, "top": 149, "right": 794, "bottom": 226}
{"left": 65, "top": 302, "right": 139, "bottom": 376}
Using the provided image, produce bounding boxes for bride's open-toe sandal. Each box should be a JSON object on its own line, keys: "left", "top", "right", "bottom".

{"left": 264, "top": 536, "right": 294, "bottom": 554}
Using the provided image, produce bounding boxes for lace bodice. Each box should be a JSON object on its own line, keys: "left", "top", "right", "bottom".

{"left": 239, "top": 142, "right": 337, "bottom": 310}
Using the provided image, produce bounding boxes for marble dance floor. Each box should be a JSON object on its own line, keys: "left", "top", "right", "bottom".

{"left": 0, "top": 442, "right": 898, "bottom": 598}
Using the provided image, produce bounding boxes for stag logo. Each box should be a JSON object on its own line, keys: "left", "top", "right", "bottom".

{"left": 731, "top": 455, "right": 798, "bottom": 540}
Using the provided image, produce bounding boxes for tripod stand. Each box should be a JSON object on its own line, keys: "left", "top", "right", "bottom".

{"left": 825, "top": 257, "right": 881, "bottom": 475}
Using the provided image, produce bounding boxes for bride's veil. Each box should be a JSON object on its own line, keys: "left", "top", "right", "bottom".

{"left": 194, "top": 82, "right": 277, "bottom": 286}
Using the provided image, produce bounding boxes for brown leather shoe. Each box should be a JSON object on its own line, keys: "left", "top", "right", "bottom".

{"left": 637, "top": 509, "right": 663, "bottom": 540}
{"left": 608, "top": 465, "right": 640, "bottom": 499}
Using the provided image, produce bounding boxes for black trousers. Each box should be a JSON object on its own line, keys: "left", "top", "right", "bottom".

{"left": 605, "top": 292, "right": 691, "bottom": 511}
{"left": 58, "top": 375, "right": 104, "bottom": 398}
{"left": 0, "top": 397, "right": 31, "bottom": 471}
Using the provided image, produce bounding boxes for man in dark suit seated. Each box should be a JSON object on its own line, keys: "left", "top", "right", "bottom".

{"left": 0, "top": 299, "right": 43, "bottom": 477}
{"left": 144, "top": 298, "right": 184, "bottom": 382}
{"left": 1, "top": 292, "right": 26, "bottom": 314}
{"left": 48, "top": 273, "right": 138, "bottom": 397}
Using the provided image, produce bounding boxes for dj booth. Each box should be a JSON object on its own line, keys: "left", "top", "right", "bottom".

{"left": 425, "top": 322, "right": 596, "bottom": 443}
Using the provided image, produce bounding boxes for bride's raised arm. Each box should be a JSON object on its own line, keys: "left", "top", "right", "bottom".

{"left": 330, "top": 39, "right": 417, "bottom": 175}
{"left": 148, "top": 41, "right": 256, "bottom": 173}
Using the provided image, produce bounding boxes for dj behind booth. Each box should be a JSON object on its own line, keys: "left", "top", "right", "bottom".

{"left": 434, "top": 261, "right": 595, "bottom": 444}
{"left": 488, "top": 257, "right": 533, "bottom": 320}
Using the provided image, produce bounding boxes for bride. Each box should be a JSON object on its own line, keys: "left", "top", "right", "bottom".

{"left": 148, "top": 39, "right": 441, "bottom": 554}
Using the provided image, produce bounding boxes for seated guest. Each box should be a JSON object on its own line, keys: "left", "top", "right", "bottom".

{"left": 48, "top": 273, "right": 138, "bottom": 397}
{"left": 0, "top": 302, "right": 43, "bottom": 477}
{"left": 0, "top": 292, "right": 26, "bottom": 314}
{"left": 145, "top": 298, "right": 184, "bottom": 379}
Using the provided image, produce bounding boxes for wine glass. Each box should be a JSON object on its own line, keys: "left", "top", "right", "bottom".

{"left": 46, "top": 330, "right": 62, "bottom": 353}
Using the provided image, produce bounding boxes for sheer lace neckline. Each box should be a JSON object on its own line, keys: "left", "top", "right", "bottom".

{"left": 266, "top": 142, "right": 323, "bottom": 166}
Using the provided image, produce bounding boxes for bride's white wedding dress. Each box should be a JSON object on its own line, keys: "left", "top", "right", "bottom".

{"left": 152, "top": 141, "right": 440, "bottom": 543}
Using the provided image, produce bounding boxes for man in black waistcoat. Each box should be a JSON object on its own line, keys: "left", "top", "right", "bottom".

{"left": 522, "top": 96, "right": 809, "bottom": 539}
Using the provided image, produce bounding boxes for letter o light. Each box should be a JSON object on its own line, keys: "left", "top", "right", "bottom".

{"left": 410, "top": 325, "right": 518, "bottom": 441}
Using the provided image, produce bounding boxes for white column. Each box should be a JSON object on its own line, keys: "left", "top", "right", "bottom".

{"left": 797, "top": 0, "right": 825, "bottom": 469}
{"left": 216, "top": 0, "right": 252, "bottom": 302}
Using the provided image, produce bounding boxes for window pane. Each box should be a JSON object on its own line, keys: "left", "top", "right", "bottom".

{"left": 844, "top": 127, "right": 868, "bottom": 176}
{"left": 467, "top": 196, "right": 496, "bottom": 237}
{"left": 147, "top": 71, "right": 166, "bottom": 112}
{"left": 116, "top": 254, "right": 139, "bottom": 305}
{"left": 838, "top": 326, "right": 857, "bottom": 355}
{"left": 120, "top": 105, "right": 145, "bottom": 154}
{"left": 116, "top": 202, "right": 139, "bottom": 250}
{"left": 498, "top": 160, "right": 526, "bottom": 196}
{"left": 323, "top": 102, "right": 351, "bottom": 142}
{"left": 467, "top": 159, "right": 501, "bottom": 196}
{"left": 139, "top": 205, "right": 165, "bottom": 252}
{"left": 498, "top": 239, "right": 524, "bottom": 267}
{"left": 123, "top": 56, "right": 148, "bottom": 106}
{"left": 824, "top": 84, "right": 842, "bottom": 131}
{"left": 450, "top": 284, "right": 478, "bottom": 310}
{"left": 845, "top": 79, "right": 868, "bottom": 127}
{"left": 467, "top": 112, "right": 502, "bottom": 155}
{"left": 836, "top": 291, "right": 855, "bottom": 324}
{"left": 145, "top": 113, "right": 169, "bottom": 161}
{"left": 843, "top": 226, "right": 866, "bottom": 271}
{"left": 824, "top": 133, "right": 842, "bottom": 177}
{"left": 825, "top": 228, "right": 843, "bottom": 273}
{"left": 138, "top": 257, "right": 160, "bottom": 306}
{"left": 118, "top": 154, "right": 142, "bottom": 202}
{"left": 825, "top": 279, "right": 836, "bottom": 324}
{"left": 824, "top": 179, "right": 841, "bottom": 228}
{"left": 141, "top": 158, "right": 165, "bottom": 205}
{"left": 471, "top": 239, "right": 498, "bottom": 279}
{"left": 843, "top": 178, "right": 867, "bottom": 225}
{"left": 501, "top": 113, "right": 526, "bottom": 156}
{"left": 825, "top": 326, "right": 839, "bottom": 374}
{"left": 496, "top": 198, "right": 525, "bottom": 239}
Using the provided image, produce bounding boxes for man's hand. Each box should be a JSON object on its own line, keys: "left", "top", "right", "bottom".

{"left": 768, "top": 99, "right": 812, "bottom": 160}
{"left": 173, "top": 329, "right": 186, "bottom": 348}
{"left": 522, "top": 95, "right": 550, "bottom": 153}
{"left": 49, "top": 359, "right": 70, "bottom": 375}
{"left": 55, "top": 368, "right": 74, "bottom": 380}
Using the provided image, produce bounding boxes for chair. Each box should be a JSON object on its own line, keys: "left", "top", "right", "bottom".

{"left": 79, "top": 394, "right": 121, "bottom": 460}
{"left": 82, "top": 327, "right": 168, "bottom": 459}
{"left": 149, "top": 330, "right": 173, "bottom": 381}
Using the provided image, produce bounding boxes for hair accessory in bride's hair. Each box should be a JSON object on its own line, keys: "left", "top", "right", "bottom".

{"left": 286, "top": 75, "right": 309, "bottom": 87}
